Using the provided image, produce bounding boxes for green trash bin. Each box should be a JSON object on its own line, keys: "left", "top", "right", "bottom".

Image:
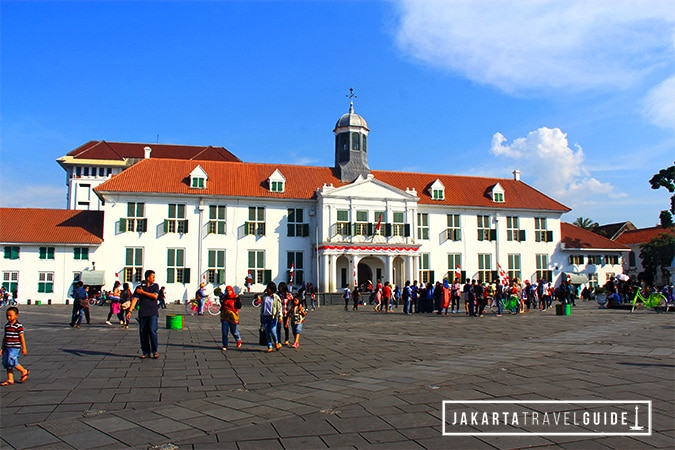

{"left": 166, "top": 314, "right": 183, "bottom": 330}
{"left": 35, "top": 300, "right": 42, "bottom": 305}
{"left": 564, "top": 304, "right": 572, "bottom": 316}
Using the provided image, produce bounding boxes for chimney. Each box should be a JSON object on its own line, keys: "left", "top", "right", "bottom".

{"left": 512, "top": 169, "right": 521, "bottom": 181}
{"left": 144, "top": 146, "right": 152, "bottom": 159}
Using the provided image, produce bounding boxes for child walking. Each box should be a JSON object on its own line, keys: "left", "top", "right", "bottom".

{"left": 289, "top": 296, "right": 307, "bottom": 348}
{"left": 1, "top": 306, "right": 29, "bottom": 386}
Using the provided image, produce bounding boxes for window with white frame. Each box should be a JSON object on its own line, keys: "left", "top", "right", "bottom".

{"left": 38, "top": 272, "right": 54, "bottom": 293}
{"left": 287, "top": 252, "right": 304, "bottom": 286}
{"left": 208, "top": 205, "right": 226, "bottom": 235}
{"left": 417, "top": 213, "right": 429, "bottom": 240}
{"left": 447, "top": 254, "right": 462, "bottom": 280}
{"left": 336, "top": 209, "right": 350, "bottom": 235}
{"left": 506, "top": 216, "right": 524, "bottom": 241}
{"left": 535, "top": 254, "right": 552, "bottom": 281}
{"left": 39, "top": 247, "right": 55, "bottom": 260}
{"left": 207, "top": 249, "right": 225, "bottom": 284}
{"left": 446, "top": 214, "right": 461, "bottom": 241}
{"left": 354, "top": 210, "right": 368, "bottom": 236}
{"left": 535, "top": 217, "right": 552, "bottom": 242}
{"left": 165, "top": 204, "right": 188, "bottom": 233}
{"left": 589, "top": 273, "right": 599, "bottom": 288}
{"left": 73, "top": 247, "right": 89, "bottom": 260}
{"left": 419, "top": 253, "right": 432, "bottom": 284}
{"left": 248, "top": 250, "right": 269, "bottom": 284}
{"left": 569, "top": 255, "right": 585, "bottom": 265}
{"left": 587, "top": 255, "right": 602, "bottom": 265}
{"left": 287, "top": 208, "right": 309, "bottom": 237}
{"left": 246, "top": 207, "right": 266, "bottom": 236}
{"left": 3, "top": 246, "right": 19, "bottom": 260}
{"left": 605, "top": 255, "right": 619, "bottom": 265}
{"left": 374, "top": 211, "right": 386, "bottom": 235}
{"left": 2, "top": 271, "right": 18, "bottom": 292}
{"left": 167, "top": 248, "right": 190, "bottom": 284}
{"left": 507, "top": 253, "right": 521, "bottom": 282}
{"left": 477, "top": 215, "right": 492, "bottom": 241}
{"left": 124, "top": 247, "right": 143, "bottom": 283}
{"left": 392, "top": 212, "right": 407, "bottom": 236}
{"left": 477, "top": 254, "right": 492, "bottom": 283}
{"left": 120, "top": 202, "right": 147, "bottom": 232}
{"left": 270, "top": 180, "right": 284, "bottom": 192}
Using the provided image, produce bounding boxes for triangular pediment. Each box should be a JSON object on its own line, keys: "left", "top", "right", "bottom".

{"left": 320, "top": 174, "right": 418, "bottom": 201}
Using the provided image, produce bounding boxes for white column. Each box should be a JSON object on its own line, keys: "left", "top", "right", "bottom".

{"left": 329, "top": 254, "right": 337, "bottom": 292}
{"left": 406, "top": 255, "right": 414, "bottom": 283}
{"left": 385, "top": 254, "right": 393, "bottom": 284}
{"left": 352, "top": 255, "right": 360, "bottom": 288}
{"left": 321, "top": 253, "right": 330, "bottom": 293}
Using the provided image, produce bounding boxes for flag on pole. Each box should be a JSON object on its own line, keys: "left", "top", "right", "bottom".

{"left": 375, "top": 214, "right": 383, "bottom": 232}
{"left": 289, "top": 263, "right": 295, "bottom": 287}
{"left": 246, "top": 270, "right": 253, "bottom": 292}
{"left": 353, "top": 262, "right": 358, "bottom": 287}
{"left": 114, "top": 272, "right": 120, "bottom": 283}
{"left": 498, "top": 263, "right": 509, "bottom": 286}
{"left": 454, "top": 265, "right": 461, "bottom": 280}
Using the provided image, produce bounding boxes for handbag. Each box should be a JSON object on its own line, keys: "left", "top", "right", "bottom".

{"left": 258, "top": 325, "right": 266, "bottom": 346}
{"left": 121, "top": 300, "right": 131, "bottom": 310}
{"left": 79, "top": 298, "right": 89, "bottom": 307}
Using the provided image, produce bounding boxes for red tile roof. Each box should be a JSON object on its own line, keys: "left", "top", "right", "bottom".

{"left": 0, "top": 209, "right": 104, "bottom": 244}
{"left": 64, "top": 141, "right": 241, "bottom": 162}
{"left": 560, "top": 223, "right": 629, "bottom": 251}
{"left": 95, "top": 159, "right": 570, "bottom": 212}
{"left": 615, "top": 226, "right": 675, "bottom": 245}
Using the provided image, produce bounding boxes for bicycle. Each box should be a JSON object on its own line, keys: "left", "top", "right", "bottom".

{"left": 490, "top": 295, "right": 520, "bottom": 315}
{"left": 0, "top": 297, "right": 18, "bottom": 308}
{"left": 185, "top": 296, "right": 221, "bottom": 315}
{"left": 630, "top": 289, "right": 667, "bottom": 313}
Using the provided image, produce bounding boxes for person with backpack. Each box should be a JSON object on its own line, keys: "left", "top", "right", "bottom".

{"left": 219, "top": 285, "right": 242, "bottom": 351}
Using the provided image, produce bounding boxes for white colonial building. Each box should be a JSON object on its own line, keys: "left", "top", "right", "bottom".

{"left": 1, "top": 100, "right": 631, "bottom": 304}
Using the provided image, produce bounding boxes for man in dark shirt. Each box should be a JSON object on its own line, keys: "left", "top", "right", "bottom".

{"left": 127, "top": 270, "right": 160, "bottom": 359}
{"left": 69, "top": 281, "right": 87, "bottom": 327}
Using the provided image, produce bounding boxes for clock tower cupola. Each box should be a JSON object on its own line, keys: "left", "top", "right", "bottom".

{"left": 334, "top": 88, "right": 370, "bottom": 182}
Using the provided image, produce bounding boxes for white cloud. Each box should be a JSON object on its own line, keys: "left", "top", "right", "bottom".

{"left": 393, "top": 0, "right": 675, "bottom": 93}
{"left": 490, "top": 127, "right": 619, "bottom": 203}
{"left": 642, "top": 75, "right": 675, "bottom": 131}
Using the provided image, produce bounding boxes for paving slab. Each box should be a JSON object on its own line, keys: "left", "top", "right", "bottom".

{"left": 1, "top": 302, "right": 673, "bottom": 449}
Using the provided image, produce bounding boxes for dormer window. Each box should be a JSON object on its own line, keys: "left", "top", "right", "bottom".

{"left": 268, "top": 169, "right": 286, "bottom": 193}
{"left": 189, "top": 165, "right": 208, "bottom": 190}
{"left": 490, "top": 183, "right": 505, "bottom": 203}
{"left": 428, "top": 179, "right": 445, "bottom": 201}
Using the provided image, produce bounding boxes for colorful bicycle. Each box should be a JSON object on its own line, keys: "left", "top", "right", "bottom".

{"left": 185, "top": 296, "right": 221, "bottom": 315}
{"left": 631, "top": 288, "right": 667, "bottom": 313}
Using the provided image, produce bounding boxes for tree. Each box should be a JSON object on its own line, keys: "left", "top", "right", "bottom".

{"left": 649, "top": 162, "right": 675, "bottom": 223}
{"left": 660, "top": 210, "right": 674, "bottom": 228}
{"left": 639, "top": 231, "right": 675, "bottom": 286}
{"left": 573, "top": 217, "right": 598, "bottom": 230}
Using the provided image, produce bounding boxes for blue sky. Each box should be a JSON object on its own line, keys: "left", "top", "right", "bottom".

{"left": 1, "top": 0, "right": 674, "bottom": 228}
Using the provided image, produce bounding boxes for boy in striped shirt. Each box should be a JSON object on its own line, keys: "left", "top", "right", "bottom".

{"left": 1, "top": 306, "right": 29, "bottom": 386}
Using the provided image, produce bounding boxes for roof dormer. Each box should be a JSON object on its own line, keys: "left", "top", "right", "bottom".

{"left": 189, "top": 165, "right": 208, "bottom": 189}
{"left": 428, "top": 179, "right": 445, "bottom": 201}
{"left": 490, "top": 182, "right": 505, "bottom": 203}
{"left": 268, "top": 169, "right": 286, "bottom": 193}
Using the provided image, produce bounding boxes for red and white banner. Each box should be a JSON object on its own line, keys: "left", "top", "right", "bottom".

{"left": 454, "top": 265, "right": 461, "bottom": 279}
{"left": 289, "top": 263, "right": 295, "bottom": 287}
{"left": 375, "top": 214, "right": 383, "bottom": 232}
{"left": 498, "top": 263, "right": 510, "bottom": 286}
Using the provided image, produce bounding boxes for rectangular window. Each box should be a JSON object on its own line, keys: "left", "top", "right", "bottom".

{"left": 447, "top": 253, "right": 462, "bottom": 279}
{"left": 374, "top": 211, "right": 386, "bottom": 235}
{"left": 588, "top": 255, "right": 602, "bottom": 265}
{"left": 589, "top": 273, "right": 599, "bottom": 288}
{"left": 3, "top": 246, "right": 19, "bottom": 260}
{"left": 167, "top": 248, "right": 189, "bottom": 284}
{"left": 73, "top": 247, "right": 89, "bottom": 260}
{"left": 417, "top": 213, "right": 429, "bottom": 240}
{"left": 2, "top": 271, "right": 18, "bottom": 292}
{"left": 569, "top": 255, "right": 585, "bottom": 265}
{"left": 270, "top": 181, "right": 284, "bottom": 192}
{"left": 39, "top": 247, "right": 55, "bottom": 260}
{"left": 507, "top": 253, "right": 521, "bottom": 282}
{"left": 392, "top": 211, "right": 406, "bottom": 237}
{"left": 446, "top": 214, "right": 461, "bottom": 241}
{"left": 164, "top": 203, "right": 188, "bottom": 234}
{"left": 432, "top": 189, "right": 444, "bottom": 200}
{"left": 287, "top": 208, "right": 309, "bottom": 237}
{"left": 604, "top": 255, "right": 619, "bottom": 265}
{"left": 506, "top": 216, "right": 525, "bottom": 241}
{"left": 37, "top": 272, "right": 54, "bottom": 293}
{"left": 477, "top": 254, "right": 492, "bottom": 283}
{"left": 246, "top": 206, "right": 266, "bottom": 236}
{"left": 98, "top": 167, "right": 105, "bottom": 177}
{"left": 124, "top": 247, "right": 143, "bottom": 283}
{"left": 208, "top": 205, "right": 227, "bottom": 235}
{"left": 419, "top": 253, "right": 433, "bottom": 284}
{"left": 535, "top": 254, "right": 552, "bottom": 281}
{"left": 207, "top": 249, "right": 226, "bottom": 284}
{"left": 191, "top": 177, "right": 205, "bottom": 188}
{"left": 248, "top": 250, "right": 266, "bottom": 284}
{"left": 119, "top": 202, "right": 147, "bottom": 233}
{"left": 477, "top": 215, "right": 494, "bottom": 241}
{"left": 287, "top": 252, "right": 304, "bottom": 286}
{"left": 354, "top": 210, "right": 368, "bottom": 236}
{"left": 493, "top": 192, "right": 504, "bottom": 202}
{"left": 336, "top": 209, "right": 350, "bottom": 235}
{"left": 535, "top": 217, "right": 552, "bottom": 242}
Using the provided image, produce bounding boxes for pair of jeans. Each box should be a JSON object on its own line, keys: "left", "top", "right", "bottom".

{"left": 262, "top": 315, "right": 278, "bottom": 348}
{"left": 404, "top": 298, "right": 412, "bottom": 314}
{"left": 221, "top": 321, "right": 241, "bottom": 348}
{"left": 138, "top": 315, "right": 158, "bottom": 355}
{"left": 197, "top": 298, "right": 204, "bottom": 314}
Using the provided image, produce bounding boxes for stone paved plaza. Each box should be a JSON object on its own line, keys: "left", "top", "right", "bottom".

{"left": 1, "top": 300, "right": 673, "bottom": 449}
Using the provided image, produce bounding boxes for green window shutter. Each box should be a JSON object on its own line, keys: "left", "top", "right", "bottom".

{"left": 139, "top": 218, "right": 147, "bottom": 232}
{"left": 519, "top": 230, "right": 526, "bottom": 241}
{"left": 546, "top": 231, "right": 553, "bottom": 242}
{"left": 477, "top": 230, "right": 484, "bottom": 241}
{"left": 82, "top": 248, "right": 89, "bottom": 259}
{"left": 429, "top": 271, "right": 435, "bottom": 283}
{"left": 385, "top": 223, "right": 392, "bottom": 237}
{"left": 183, "top": 220, "right": 189, "bottom": 233}
{"left": 491, "top": 270, "right": 499, "bottom": 282}
{"left": 166, "top": 269, "right": 174, "bottom": 284}
{"left": 404, "top": 224, "right": 410, "bottom": 237}
{"left": 244, "top": 222, "right": 250, "bottom": 235}
{"left": 367, "top": 223, "right": 374, "bottom": 236}
{"left": 302, "top": 224, "right": 309, "bottom": 237}
{"left": 287, "top": 224, "right": 294, "bottom": 237}
{"left": 490, "top": 229, "right": 497, "bottom": 241}
{"left": 125, "top": 248, "right": 133, "bottom": 265}
{"left": 3, "top": 247, "right": 9, "bottom": 259}
{"left": 183, "top": 268, "right": 191, "bottom": 284}
{"left": 454, "top": 229, "right": 461, "bottom": 241}
{"left": 38, "top": 283, "right": 45, "bottom": 293}
{"left": 163, "top": 219, "right": 169, "bottom": 233}
{"left": 47, "top": 284, "right": 54, "bottom": 293}
{"left": 119, "top": 218, "right": 127, "bottom": 232}
{"left": 263, "top": 270, "right": 272, "bottom": 285}
{"left": 218, "top": 269, "right": 225, "bottom": 284}
{"left": 208, "top": 251, "right": 216, "bottom": 267}
{"left": 461, "top": 270, "right": 467, "bottom": 281}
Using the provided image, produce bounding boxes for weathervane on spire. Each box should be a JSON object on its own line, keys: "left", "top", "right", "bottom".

{"left": 346, "top": 87, "right": 357, "bottom": 113}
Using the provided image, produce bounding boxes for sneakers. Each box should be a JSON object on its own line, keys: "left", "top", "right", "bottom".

{"left": 105, "top": 321, "right": 112, "bottom": 326}
{"left": 236, "top": 340, "right": 242, "bottom": 348}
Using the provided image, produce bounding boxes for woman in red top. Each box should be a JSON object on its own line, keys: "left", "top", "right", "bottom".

{"left": 219, "top": 286, "right": 242, "bottom": 351}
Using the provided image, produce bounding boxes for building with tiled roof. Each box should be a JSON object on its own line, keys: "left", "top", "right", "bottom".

{"left": 0, "top": 209, "right": 104, "bottom": 299}
{"left": 557, "top": 222, "right": 630, "bottom": 287}
{"left": 615, "top": 225, "right": 675, "bottom": 285}
{"left": 4, "top": 101, "right": 626, "bottom": 304}
{"left": 56, "top": 141, "right": 241, "bottom": 210}
{"left": 593, "top": 221, "right": 637, "bottom": 240}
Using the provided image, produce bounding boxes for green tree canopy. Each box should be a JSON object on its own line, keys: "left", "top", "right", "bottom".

{"left": 649, "top": 163, "right": 675, "bottom": 221}
{"left": 639, "top": 231, "right": 675, "bottom": 285}
{"left": 573, "top": 217, "right": 598, "bottom": 230}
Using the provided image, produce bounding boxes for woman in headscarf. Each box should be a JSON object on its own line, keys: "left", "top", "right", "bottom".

{"left": 219, "top": 286, "right": 242, "bottom": 351}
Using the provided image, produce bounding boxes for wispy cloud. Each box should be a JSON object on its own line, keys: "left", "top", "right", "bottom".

{"left": 490, "top": 127, "right": 624, "bottom": 203}
{"left": 642, "top": 75, "right": 675, "bottom": 131}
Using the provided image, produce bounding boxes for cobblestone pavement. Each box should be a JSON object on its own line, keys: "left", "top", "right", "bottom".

{"left": 1, "top": 300, "right": 673, "bottom": 449}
